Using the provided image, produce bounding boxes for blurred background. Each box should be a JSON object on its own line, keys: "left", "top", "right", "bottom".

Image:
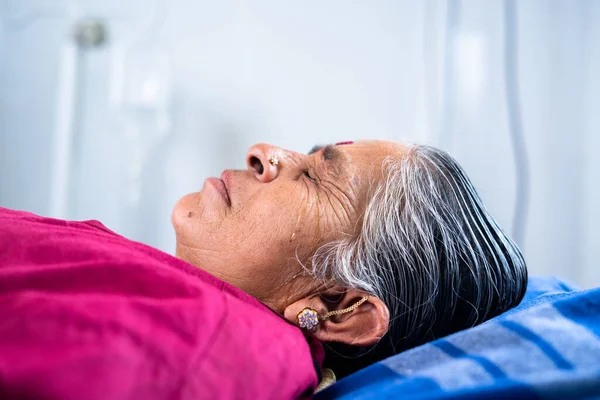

{"left": 1, "top": 1, "right": 598, "bottom": 287}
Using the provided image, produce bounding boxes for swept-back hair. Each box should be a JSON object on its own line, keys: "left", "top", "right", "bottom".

{"left": 311, "top": 145, "right": 527, "bottom": 377}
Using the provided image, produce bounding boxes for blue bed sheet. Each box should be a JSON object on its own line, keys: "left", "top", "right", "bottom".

{"left": 317, "top": 277, "right": 600, "bottom": 399}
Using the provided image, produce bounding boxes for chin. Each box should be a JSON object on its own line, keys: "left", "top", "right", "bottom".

{"left": 172, "top": 190, "right": 226, "bottom": 237}
{"left": 171, "top": 192, "right": 200, "bottom": 231}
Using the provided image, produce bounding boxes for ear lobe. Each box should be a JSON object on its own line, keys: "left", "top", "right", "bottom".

{"left": 283, "top": 288, "right": 390, "bottom": 347}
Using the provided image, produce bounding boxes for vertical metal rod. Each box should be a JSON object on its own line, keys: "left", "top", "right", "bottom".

{"left": 49, "top": 41, "right": 79, "bottom": 218}
{"left": 504, "top": 0, "right": 530, "bottom": 246}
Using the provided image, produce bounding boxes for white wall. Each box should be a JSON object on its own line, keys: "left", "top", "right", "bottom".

{"left": 1, "top": 1, "right": 598, "bottom": 287}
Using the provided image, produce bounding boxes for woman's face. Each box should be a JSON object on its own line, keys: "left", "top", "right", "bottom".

{"left": 172, "top": 140, "right": 404, "bottom": 311}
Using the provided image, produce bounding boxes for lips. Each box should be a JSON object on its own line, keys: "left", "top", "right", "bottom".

{"left": 220, "top": 170, "right": 232, "bottom": 205}
{"left": 207, "top": 174, "right": 231, "bottom": 206}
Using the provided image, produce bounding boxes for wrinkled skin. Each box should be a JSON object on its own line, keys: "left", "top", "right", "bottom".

{"left": 171, "top": 140, "right": 399, "bottom": 345}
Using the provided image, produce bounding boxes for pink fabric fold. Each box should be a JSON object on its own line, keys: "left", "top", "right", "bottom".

{"left": 0, "top": 207, "right": 322, "bottom": 400}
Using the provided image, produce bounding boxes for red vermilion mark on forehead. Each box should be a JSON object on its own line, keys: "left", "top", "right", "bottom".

{"left": 335, "top": 141, "right": 354, "bottom": 146}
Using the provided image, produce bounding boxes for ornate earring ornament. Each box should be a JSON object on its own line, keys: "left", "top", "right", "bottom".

{"left": 296, "top": 296, "right": 370, "bottom": 332}
{"left": 297, "top": 308, "right": 320, "bottom": 331}
{"left": 269, "top": 157, "right": 279, "bottom": 166}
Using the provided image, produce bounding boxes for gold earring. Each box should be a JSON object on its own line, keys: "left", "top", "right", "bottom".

{"left": 296, "top": 296, "right": 370, "bottom": 332}
{"left": 269, "top": 157, "right": 279, "bottom": 166}
{"left": 297, "top": 307, "right": 320, "bottom": 331}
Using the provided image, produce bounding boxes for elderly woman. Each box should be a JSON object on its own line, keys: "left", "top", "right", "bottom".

{"left": 0, "top": 140, "right": 526, "bottom": 400}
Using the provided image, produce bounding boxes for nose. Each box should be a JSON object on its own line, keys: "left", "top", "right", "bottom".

{"left": 246, "top": 143, "right": 280, "bottom": 183}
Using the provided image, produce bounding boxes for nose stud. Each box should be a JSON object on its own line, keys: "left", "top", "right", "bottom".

{"left": 269, "top": 157, "right": 279, "bottom": 166}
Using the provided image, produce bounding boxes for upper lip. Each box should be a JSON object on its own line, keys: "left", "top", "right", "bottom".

{"left": 220, "top": 170, "right": 232, "bottom": 205}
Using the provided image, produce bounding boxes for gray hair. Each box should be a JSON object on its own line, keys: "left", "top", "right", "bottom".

{"left": 311, "top": 145, "right": 527, "bottom": 375}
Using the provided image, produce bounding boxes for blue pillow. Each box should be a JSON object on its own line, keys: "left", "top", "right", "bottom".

{"left": 317, "top": 276, "right": 600, "bottom": 400}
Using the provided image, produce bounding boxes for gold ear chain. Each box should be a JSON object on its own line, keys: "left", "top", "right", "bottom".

{"left": 319, "top": 296, "right": 370, "bottom": 321}
{"left": 296, "top": 296, "right": 370, "bottom": 332}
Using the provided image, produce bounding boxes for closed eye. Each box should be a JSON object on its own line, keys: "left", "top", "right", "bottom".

{"left": 304, "top": 170, "right": 317, "bottom": 182}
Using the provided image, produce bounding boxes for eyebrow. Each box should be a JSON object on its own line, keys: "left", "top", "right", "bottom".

{"left": 308, "top": 144, "right": 324, "bottom": 155}
{"left": 308, "top": 144, "right": 340, "bottom": 161}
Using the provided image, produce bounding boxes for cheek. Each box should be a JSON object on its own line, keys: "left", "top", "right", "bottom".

{"left": 285, "top": 206, "right": 328, "bottom": 262}
{"left": 237, "top": 196, "right": 307, "bottom": 252}
{"left": 307, "top": 189, "right": 356, "bottom": 248}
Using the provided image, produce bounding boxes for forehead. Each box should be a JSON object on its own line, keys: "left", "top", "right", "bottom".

{"left": 307, "top": 139, "right": 407, "bottom": 187}
{"left": 341, "top": 140, "right": 406, "bottom": 162}
{"left": 326, "top": 139, "right": 407, "bottom": 199}
{"left": 333, "top": 140, "right": 407, "bottom": 179}
{"left": 310, "top": 140, "right": 405, "bottom": 163}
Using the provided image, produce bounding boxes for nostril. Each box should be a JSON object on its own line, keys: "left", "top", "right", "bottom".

{"left": 249, "top": 156, "right": 264, "bottom": 175}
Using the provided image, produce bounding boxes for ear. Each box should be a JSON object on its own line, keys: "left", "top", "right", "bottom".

{"left": 283, "top": 287, "right": 390, "bottom": 346}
